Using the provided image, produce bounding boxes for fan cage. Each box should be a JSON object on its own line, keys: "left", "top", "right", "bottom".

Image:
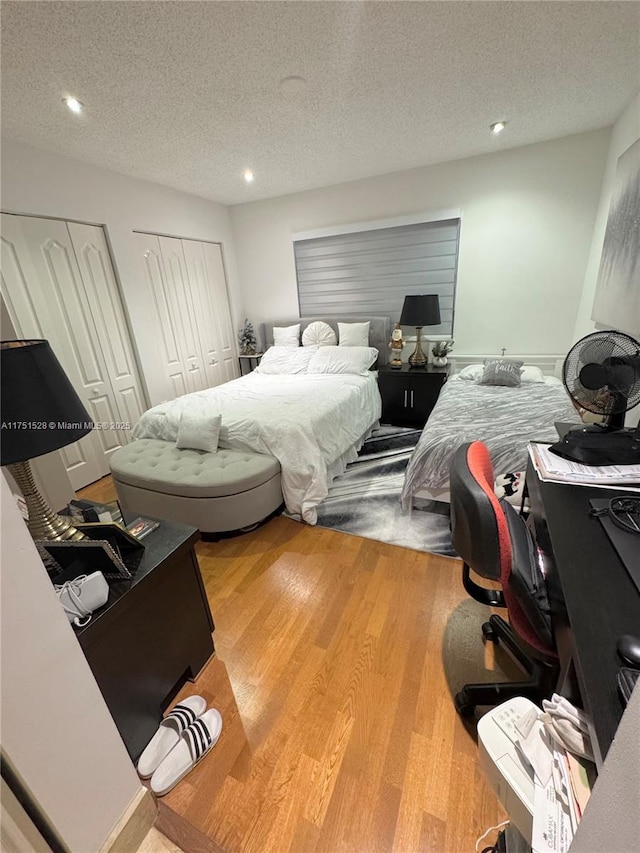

{"left": 563, "top": 331, "right": 640, "bottom": 416}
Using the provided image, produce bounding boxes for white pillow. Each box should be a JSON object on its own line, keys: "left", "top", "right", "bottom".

{"left": 307, "top": 345, "right": 378, "bottom": 375}
{"left": 521, "top": 365, "right": 546, "bottom": 383}
{"left": 254, "top": 345, "right": 317, "bottom": 374}
{"left": 338, "top": 321, "right": 370, "bottom": 347}
{"left": 302, "top": 321, "right": 337, "bottom": 347}
{"left": 175, "top": 410, "right": 221, "bottom": 453}
{"left": 457, "top": 364, "right": 483, "bottom": 380}
{"left": 272, "top": 324, "right": 300, "bottom": 347}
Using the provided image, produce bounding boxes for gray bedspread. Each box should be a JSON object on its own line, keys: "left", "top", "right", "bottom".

{"left": 401, "top": 375, "right": 578, "bottom": 505}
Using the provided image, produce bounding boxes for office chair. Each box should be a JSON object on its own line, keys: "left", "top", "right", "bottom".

{"left": 450, "top": 441, "right": 558, "bottom": 717}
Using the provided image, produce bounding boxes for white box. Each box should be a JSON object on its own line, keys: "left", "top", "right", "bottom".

{"left": 477, "top": 697, "right": 537, "bottom": 843}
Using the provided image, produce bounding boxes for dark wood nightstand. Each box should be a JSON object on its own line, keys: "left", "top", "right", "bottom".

{"left": 238, "top": 353, "right": 264, "bottom": 375}
{"left": 75, "top": 521, "right": 215, "bottom": 761}
{"left": 377, "top": 363, "right": 450, "bottom": 427}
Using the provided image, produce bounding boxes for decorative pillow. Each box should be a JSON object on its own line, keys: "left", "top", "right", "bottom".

{"left": 175, "top": 410, "right": 222, "bottom": 453}
{"left": 307, "top": 345, "right": 378, "bottom": 375}
{"left": 272, "top": 324, "right": 300, "bottom": 347}
{"left": 458, "top": 364, "right": 484, "bottom": 381}
{"left": 479, "top": 358, "right": 524, "bottom": 387}
{"left": 254, "top": 345, "right": 317, "bottom": 374}
{"left": 520, "top": 365, "right": 546, "bottom": 383}
{"left": 302, "top": 321, "right": 337, "bottom": 347}
{"left": 338, "top": 321, "right": 370, "bottom": 347}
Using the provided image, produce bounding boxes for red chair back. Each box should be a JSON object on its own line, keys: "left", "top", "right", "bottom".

{"left": 450, "top": 441, "right": 553, "bottom": 655}
{"left": 450, "top": 442, "right": 511, "bottom": 582}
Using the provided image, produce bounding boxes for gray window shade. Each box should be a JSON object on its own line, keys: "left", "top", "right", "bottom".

{"left": 294, "top": 219, "right": 459, "bottom": 335}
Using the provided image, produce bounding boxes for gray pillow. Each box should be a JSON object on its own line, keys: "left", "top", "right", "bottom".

{"left": 479, "top": 358, "right": 524, "bottom": 387}
{"left": 176, "top": 410, "right": 222, "bottom": 453}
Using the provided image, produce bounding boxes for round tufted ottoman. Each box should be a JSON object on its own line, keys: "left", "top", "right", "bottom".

{"left": 109, "top": 439, "right": 283, "bottom": 534}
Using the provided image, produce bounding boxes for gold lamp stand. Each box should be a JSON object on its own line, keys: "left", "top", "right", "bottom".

{"left": 7, "top": 460, "right": 84, "bottom": 541}
{"left": 408, "top": 326, "right": 428, "bottom": 367}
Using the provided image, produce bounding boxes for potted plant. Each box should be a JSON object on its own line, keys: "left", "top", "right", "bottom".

{"left": 238, "top": 318, "right": 258, "bottom": 355}
{"left": 431, "top": 339, "right": 454, "bottom": 366}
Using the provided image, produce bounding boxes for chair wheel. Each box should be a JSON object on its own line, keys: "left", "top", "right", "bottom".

{"left": 482, "top": 622, "right": 498, "bottom": 642}
{"left": 455, "top": 691, "right": 475, "bottom": 718}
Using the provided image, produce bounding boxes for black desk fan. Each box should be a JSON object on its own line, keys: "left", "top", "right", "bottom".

{"left": 549, "top": 330, "right": 640, "bottom": 466}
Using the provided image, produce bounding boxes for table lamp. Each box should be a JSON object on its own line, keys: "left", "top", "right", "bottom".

{"left": 1, "top": 340, "right": 93, "bottom": 541}
{"left": 399, "top": 294, "right": 441, "bottom": 367}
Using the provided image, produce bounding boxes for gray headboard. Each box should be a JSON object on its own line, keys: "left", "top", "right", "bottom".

{"left": 261, "top": 316, "right": 391, "bottom": 365}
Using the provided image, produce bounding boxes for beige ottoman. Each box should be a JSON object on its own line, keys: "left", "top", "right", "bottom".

{"left": 109, "top": 439, "right": 283, "bottom": 534}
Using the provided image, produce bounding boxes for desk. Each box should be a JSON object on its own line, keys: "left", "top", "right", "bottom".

{"left": 527, "top": 463, "right": 640, "bottom": 768}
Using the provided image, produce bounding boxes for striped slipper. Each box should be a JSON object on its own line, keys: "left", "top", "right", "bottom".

{"left": 137, "top": 695, "right": 207, "bottom": 779}
{"left": 150, "top": 708, "right": 223, "bottom": 796}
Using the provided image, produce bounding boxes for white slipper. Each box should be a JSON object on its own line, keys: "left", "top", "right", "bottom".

{"left": 137, "top": 696, "right": 207, "bottom": 779}
{"left": 150, "top": 708, "right": 223, "bottom": 796}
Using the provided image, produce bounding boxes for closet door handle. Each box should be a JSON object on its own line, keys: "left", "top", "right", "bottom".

{"left": 403, "top": 389, "right": 408, "bottom": 408}
{"left": 410, "top": 390, "right": 414, "bottom": 407}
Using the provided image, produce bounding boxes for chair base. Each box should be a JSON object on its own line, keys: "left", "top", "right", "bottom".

{"left": 455, "top": 614, "right": 558, "bottom": 718}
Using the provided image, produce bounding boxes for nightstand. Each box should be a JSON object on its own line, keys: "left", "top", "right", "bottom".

{"left": 377, "top": 363, "right": 450, "bottom": 427}
{"left": 238, "top": 353, "right": 264, "bottom": 375}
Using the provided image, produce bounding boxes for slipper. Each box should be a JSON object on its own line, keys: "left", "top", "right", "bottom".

{"left": 137, "top": 695, "right": 207, "bottom": 779}
{"left": 150, "top": 708, "right": 223, "bottom": 796}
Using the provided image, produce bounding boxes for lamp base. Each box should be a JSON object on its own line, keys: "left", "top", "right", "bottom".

{"left": 7, "top": 460, "right": 85, "bottom": 541}
{"left": 408, "top": 327, "right": 428, "bottom": 368}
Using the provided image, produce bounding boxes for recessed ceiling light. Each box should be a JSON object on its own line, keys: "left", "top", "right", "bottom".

{"left": 243, "top": 170, "right": 255, "bottom": 183}
{"left": 279, "top": 75, "right": 307, "bottom": 95}
{"left": 64, "top": 97, "right": 84, "bottom": 114}
{"left": 490, "top": 121, "right": 506, "bottom": 134}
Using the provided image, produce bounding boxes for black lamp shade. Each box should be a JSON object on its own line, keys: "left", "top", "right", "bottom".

{"left": 399, "top": 295, "right": 441, "bottom": 327}
{"left": 1, "top": 340, "right": 93, "bottom": 466}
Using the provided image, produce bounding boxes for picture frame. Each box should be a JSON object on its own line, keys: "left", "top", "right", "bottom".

{"left": 74, "top": 521, "right": 146, "bottom": 573}
{"left": 591, "top": 138, "right": 640, "bottom": 336}
{"left": 37, "top": 538, "right": 133, "bottom": 584}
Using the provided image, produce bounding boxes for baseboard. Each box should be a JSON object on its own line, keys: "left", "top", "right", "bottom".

{"left": 156, "top": 800, "right": 225, "bottom": 853}
{"left": 100, "top": 786, "right": 156, "bottom": 853}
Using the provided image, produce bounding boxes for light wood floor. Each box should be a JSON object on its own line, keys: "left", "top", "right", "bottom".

{"left": 81, "top": 477, "right": 507, "bottom": 853}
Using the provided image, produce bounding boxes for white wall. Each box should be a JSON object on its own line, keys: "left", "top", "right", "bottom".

{"left": 0, "top": 475, "right": 143, "bottom": 852}
{"left": 570, "top": 684, "right": 640, "bottom": 853}
{"left": 0, "top": 139, "right": 242, "bottom": 407}
{"left": 573, "top": 93, "right": 640, "bottom": 340}
{"left": 572, "top": 93, "right": 640, "bottom": 427}
{"left": 230, "top": 130, "right": 609, "bottom": 357}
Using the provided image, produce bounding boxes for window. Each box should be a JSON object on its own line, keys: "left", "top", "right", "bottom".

{"left": 293, "top": 216, "right": 460, "bottom": 335}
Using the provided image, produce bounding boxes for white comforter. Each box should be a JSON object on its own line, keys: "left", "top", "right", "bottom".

{"left": 133, "top": 371, "right": 382, "bottom": 524}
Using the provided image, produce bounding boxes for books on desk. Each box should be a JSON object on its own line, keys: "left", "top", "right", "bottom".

{"left": 528, "top": 443, "right": 640, "bottom": 491}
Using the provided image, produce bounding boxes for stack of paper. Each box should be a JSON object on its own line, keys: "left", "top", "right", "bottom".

{"left": 528, "top": 443, "right": 640, "bottom": 491}
{"left": 494, "top": 702, "right": 595, "bottom": 853}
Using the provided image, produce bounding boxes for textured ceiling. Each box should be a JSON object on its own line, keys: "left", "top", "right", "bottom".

{"left": 1, "top": 1, "right": 639, "bottom": 206}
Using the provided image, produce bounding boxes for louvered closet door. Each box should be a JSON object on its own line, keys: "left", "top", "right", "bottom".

{"left": 67, "top": 223, "right": 145, "bottom": 436}
{"left": 1, "top": 215, "right": 112, "bottom": 488}
{"left": 182, "top": 239, "right": 236, "bottom": 387}
{"left": 158, "top": 236, "right": 206, "bottom": 393}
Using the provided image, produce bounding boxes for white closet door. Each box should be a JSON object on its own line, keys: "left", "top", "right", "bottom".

{"left": 182, "top": 239, "right": 235, "bottom": 388}
{"left": 67, "top": 222, "right": 145, "bottom": 436}
{"left": 201, "top": 241, "right": 238, "bottom": 383}
{"left": 134, "top": 232, "right": 191, "bottom": 399}
{"left": 1, "top": 214, "right": 112, "bottom": 488}
{"left": 158, "top": 236, "right": 206, "bottom": 393}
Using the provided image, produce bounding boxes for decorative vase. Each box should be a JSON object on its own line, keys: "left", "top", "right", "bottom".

{"left": 433, "top": 356, "right": 447, "bottom": 367}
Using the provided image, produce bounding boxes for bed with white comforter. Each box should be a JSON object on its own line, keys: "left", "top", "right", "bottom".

{"left": 401, "top": 372, "right": 578, "bottom": 506}
{"left": 133, "top": 370, "right": 381, "bottom": 524}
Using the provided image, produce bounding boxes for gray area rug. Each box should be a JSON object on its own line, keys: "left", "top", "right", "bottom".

{"left": 312, "top": 426, "right": 457, "bottom": 557}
